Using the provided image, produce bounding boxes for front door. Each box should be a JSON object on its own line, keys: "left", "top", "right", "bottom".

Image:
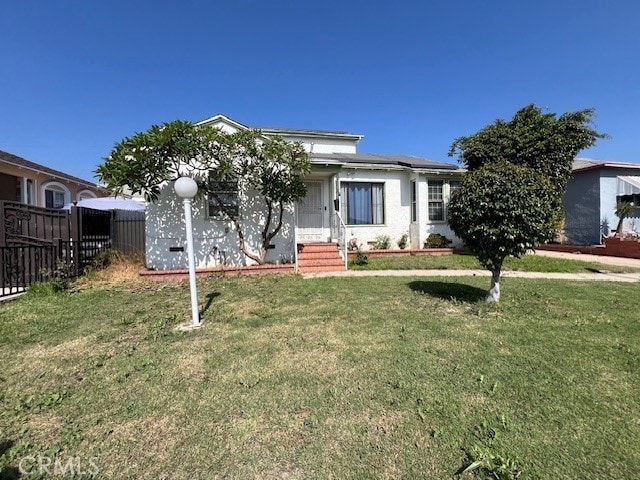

{"left": 297, "top": 181, "right": 324, "bottom": 241}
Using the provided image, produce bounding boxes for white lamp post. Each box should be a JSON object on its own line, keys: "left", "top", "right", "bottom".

{"left": 174, "top": 177, "right": 200, "bottom": 329}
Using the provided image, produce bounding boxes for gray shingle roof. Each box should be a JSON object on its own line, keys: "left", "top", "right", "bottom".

{"left": 310, "top": 153, "right": 461, "bottom": 170}
{"left": 0, "top": 149, "right": 99, "bottom": 187}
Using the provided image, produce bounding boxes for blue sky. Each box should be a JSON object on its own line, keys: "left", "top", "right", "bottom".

{"left": 1, "top": 0, "right": 639, "bottom": 183}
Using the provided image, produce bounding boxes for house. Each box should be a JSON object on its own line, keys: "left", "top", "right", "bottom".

{"left": 563, "top": 158, "right": 640, "bottom": 245}
{"left": 0, "top": 149, "right": 105, "bottom": 208}
{"left": 145, "top": 114, "right": 464, "bottom": 272}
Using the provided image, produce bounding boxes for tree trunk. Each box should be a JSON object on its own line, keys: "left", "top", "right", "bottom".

{"left": 486, "top": 268, "right": 501, "bottom": 303}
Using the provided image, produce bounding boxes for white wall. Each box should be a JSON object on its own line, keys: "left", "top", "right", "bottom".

{"left": 145, "top": 182, "right": 294, "bottom": 270}
{"left": 339, "top": 169, "right": 410, "bottom": 249}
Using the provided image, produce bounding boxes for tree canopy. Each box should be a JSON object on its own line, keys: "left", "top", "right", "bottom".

{"left": 447, "top": 105, "right": 606, "bottom": 302}
{"left": 449, "top": 104, "right": 608, "bottom": 189}
{"left": 97, "top": 120, "right": 310, "bottom": 264}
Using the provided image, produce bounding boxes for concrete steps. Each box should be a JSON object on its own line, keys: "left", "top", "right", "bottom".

{"left": 297, "top": 243, "right": 346, "bottom": 273}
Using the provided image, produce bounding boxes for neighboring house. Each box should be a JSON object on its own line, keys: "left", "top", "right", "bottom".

{"left": 563, "top": 158, "right": 640, "bottom": 245}
{"left": 0, "top": 149, "right": 105, "bottom": 208}
{"left": 146, "top": 114, "right": 464, "bottom": 271}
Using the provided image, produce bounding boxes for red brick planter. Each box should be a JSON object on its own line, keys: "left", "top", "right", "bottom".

{"left": 603, "top": 237, "right": 640, "bottom": 258}
{"left": 538, "top": 238, "right": 640, "bottom": 259}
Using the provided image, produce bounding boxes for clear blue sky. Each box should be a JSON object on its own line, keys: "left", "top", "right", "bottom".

{"left": 1, "top": 1, "right": 639, "bottom": 183}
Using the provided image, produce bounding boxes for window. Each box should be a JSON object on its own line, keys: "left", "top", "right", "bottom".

{"left": 450, "top": 180, "right": 461, "bottom": 195}
{"left": 411, "top": 180, "right": 417, "bottom": 223}
{"left": 427, "top": 180, "right": 444, "bottom": 221}
{"left": 45, "top": 188, "right": 66, "bottom": 208}
{"left": 208, "top": 179, "right": 239, "bottom": 217}
{"left": 340, "top": 182, "right": 384, "bottom": 225}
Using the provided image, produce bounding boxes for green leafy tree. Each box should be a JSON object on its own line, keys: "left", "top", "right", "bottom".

{"left": 97, "top": 120, "right": 310, "bottom": 264}
{"left": 449, "top": 104, "right": 607, "bottom": 191}
{"left": 449, "top": 162, "right": 560, "bottom": 302}
{"left": 448, "top": 105, "right": 606, "bottom": 302}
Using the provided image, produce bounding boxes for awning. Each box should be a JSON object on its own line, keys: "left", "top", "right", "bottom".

{"left": 617, "top": 176, "right": 640, "bottom": 196}
{"left": 62, "top": 197, "right": 146, "bottom": 211}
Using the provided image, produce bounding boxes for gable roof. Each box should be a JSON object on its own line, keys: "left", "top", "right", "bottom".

{"left": 573, "top": 157, "right": 640, "bottom": 173}
{"left": 196, "top": 114, "right": 364, "bottom": 141}
{"left": 0, "top": 149, "right": 99, "bottom": 188}
{"left": 310, "top": 153, "right": 461, "bottom": 171}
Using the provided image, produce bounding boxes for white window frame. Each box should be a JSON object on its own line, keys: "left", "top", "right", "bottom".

{"left": 427, "top": 179, "right": 445, "bottom": 222}
{"left": 41, "top": 181, "right": 70, "bottom": 209}
{"left": 340, "top": 181, "right": 385, "bottom": 226}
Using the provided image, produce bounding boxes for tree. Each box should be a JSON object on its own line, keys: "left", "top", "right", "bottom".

{"left": 97, "top": 120, "right": 310, "bottom": 264}
{"left": 447, "top": 105, "right": 606, "bottom": 302}
{"left": 449, "top": 104, "right": 608, "bottom": 191}
{"left": 448, "top": 162, "right": 560, "bottom": 302}
{"left": 614, "top": 201, "right": 636, "bottom": 236}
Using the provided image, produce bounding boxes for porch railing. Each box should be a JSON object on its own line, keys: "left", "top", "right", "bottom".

{"left": 332, "top": 211, "right": 348, "bottom": 270}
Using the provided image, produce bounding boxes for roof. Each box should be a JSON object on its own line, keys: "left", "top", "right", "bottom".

{"left": 0, "top": 149, "right": 99, "bottom": 187}
{"left": 310, "top": 153, "right": 461, "bottom": 171}
{"left": 573, "top": 157, "right": 640, "bottom": 173}
{"left": 196, "top": 114, "right": 363, "bottom": 141}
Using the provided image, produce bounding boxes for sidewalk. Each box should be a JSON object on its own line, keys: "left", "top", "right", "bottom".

{"left": 531, "top": 249, "right": 640, "bottom": 268}
{"left": 303, "top": 269, "right": 640, "bottom": 282}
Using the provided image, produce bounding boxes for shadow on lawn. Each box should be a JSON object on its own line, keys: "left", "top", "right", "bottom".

{"left": 0, "top": 439, "right": 21, "bottom": 479}
{"left": 200, "top": 292, "right": 221, "bottom": 318}
{"left": 408, "top": 281, "right": 486, "bottom": 303}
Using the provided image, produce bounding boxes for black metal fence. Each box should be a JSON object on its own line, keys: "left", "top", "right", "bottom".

{"left": 112, "top": 210, "right": 145, "bottom": 255}
{"left": 0, "top": 202, "right": 145, "bottom": 298}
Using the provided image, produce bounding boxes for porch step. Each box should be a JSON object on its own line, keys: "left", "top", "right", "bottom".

{"left": 297, "top": 242, "right": 346, "bottom": 273}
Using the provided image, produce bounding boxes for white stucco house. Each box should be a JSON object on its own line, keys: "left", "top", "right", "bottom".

{"left": 145, "top": 114, "right": 464, "bottom": 272}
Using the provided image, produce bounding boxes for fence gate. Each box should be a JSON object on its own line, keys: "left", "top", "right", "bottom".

{"left": 0, "top": 202, "right": 145, "bottom": 297}
{"left": 0, "top": 202, "right": 70, "bottom": 296}
{"left": 73, "top": 207, "right": 112, "bottom": 270}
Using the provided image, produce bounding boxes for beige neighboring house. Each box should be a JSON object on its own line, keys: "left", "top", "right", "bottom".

{"left": 0, "top": 149, "right": 105, "bottom": 208}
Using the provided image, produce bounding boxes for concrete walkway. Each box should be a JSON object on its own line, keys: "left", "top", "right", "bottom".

{"left": 303, "top": 269, "right": 640, "bottom": 282}
{"left": 303, "top": 249, "right": 640, "bottom": 282}
{"left": 531, "top": 249, "right": 640, "bottom": 268}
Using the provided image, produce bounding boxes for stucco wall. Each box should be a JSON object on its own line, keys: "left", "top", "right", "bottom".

{"left": 0, "top": 162, "right": 102, "bottom": 207}
{"left": 339, "top": 170, "right": 462, "bottom": 250}
{"left": 339, "top": 169, "right": 411, "bottom": 249}
{"left": 599, "top": 167, "right": 640, "bottom": 235}
{"left": 145, "top": 182, "right": 294, "bottom": 270}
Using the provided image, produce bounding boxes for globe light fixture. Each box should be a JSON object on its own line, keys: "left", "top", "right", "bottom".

{"left": 174, "top": 177, "right": 200, "bottom": 329}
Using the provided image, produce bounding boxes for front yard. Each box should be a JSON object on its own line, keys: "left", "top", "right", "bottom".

{"left": 0, "top": 271, "right": 638, "bottom": 478}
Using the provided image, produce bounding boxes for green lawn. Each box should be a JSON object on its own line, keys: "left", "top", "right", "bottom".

{"left": 349, "top": 252, "right": 639, "bottom": 273}
{"left": 1, "top": 274, "right": 639, "bottom": 479}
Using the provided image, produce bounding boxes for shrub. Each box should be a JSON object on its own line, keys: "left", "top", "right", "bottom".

{"left": 90, "top": 248, "right": 124, "bottom": 271}
{"left": 423, "top": 233, "right": 452, "bottom": 248}
{"left": 373, "top": 235, "right": 391, "bottom": 250}
{"left": 397, "top": 233, "right": 408, "bottom": 249}
{"left": 353, "top": 250, "right": 368, "bottom": 265}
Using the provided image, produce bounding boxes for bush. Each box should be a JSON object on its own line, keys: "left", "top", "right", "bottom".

{"left": 90, "top": 249, "right": 125, "bottom": 271}
{"left": 372, "top": 235, "right": 391, "bottom": 250}
{"left": 397, "top": 233, "right": 408, "bottom": 249}
{"left": 423, "top": 233, "right": 452, "bottom": 248}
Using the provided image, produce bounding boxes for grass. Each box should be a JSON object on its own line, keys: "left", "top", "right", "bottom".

{"left": 349, "top": 252, "right": 639, "bottom": 273}
{"left": 0, "top": 268, "right": 639, "bottom": 478}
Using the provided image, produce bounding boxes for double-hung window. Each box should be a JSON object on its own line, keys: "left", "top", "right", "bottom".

{"left": 340, "top": 182, "right": 384, "bottom": 225}
{"left": 208, "top": 176, "right": 239, "bottom": 218}
{"left": 427, "top": 180, "right": 444, "bottom": 221}
{"left": 411, "top": 180, "right": 417, "bottom": 223}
